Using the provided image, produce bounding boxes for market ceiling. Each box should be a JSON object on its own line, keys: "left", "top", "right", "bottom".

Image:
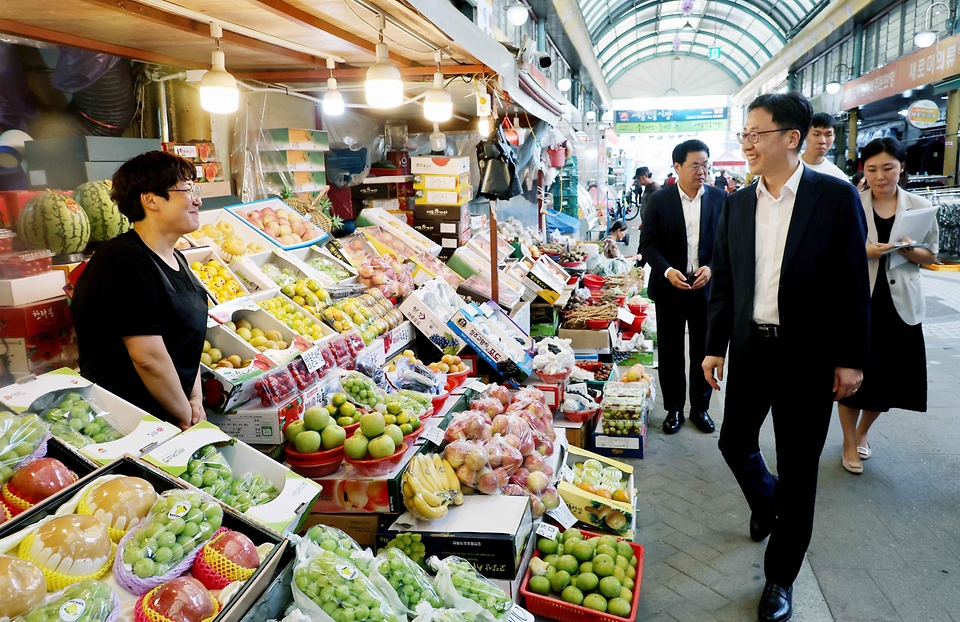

{"left": 585, "top": 0, "right": 830, "bottom": 89}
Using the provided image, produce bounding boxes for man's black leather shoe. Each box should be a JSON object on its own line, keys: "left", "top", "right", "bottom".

{"left": 758, "top": 582, "right": 792, "bottom": 622}
{"left": 750, "top": 512, "right": 775, "bottom": 542}
{"left": 689, "top": 411, "right": 716, "bottom": 433}
{"left": 662, "top": 410, "right": 683, "bottom": 434}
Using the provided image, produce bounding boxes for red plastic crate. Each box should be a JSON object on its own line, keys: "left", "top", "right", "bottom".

{"left": 519, "top": 529, "right": 644, "bottom": 622}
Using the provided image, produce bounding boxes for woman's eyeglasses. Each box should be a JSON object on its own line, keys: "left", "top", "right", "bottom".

{"left": 169, "top": 185, "right": 202, "bottom": 200}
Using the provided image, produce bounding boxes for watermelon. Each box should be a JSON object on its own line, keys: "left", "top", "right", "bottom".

{"left": 18, "top": 190, "right": 91, "bottom": 255}
{"left": 73, "top": 180, "right": 131, "bottom": 242}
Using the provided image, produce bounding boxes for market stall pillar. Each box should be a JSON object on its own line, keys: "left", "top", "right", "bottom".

{"left": 847, "top": 108, "right": 858, "bottom": 166}
{"left": 945, "top": 90, "right": 960, "bottom": 187}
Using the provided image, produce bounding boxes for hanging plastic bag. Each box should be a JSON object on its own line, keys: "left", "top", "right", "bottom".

{"left": 349, "top": 548, "right": 408, "bottom": 617}
{"left": 443, "top": 412, "right": 492, "bottom": 444}
{"left": 428, "top": 556, "right": 513, "bottom": 622}
{"left": 303, "top": 523, "right": 366, "bottom": 559}
{"left": 326, "top": 147, "right": 369, "bottom": 188}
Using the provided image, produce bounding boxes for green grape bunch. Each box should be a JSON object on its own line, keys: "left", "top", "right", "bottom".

{"left": 304, "top": 524, "right": 364, "bottom": 560}
{"left": 379, "top": 533, "right": 426, "bottom": 566}
{"left": 0, "top": 412, "right": 47, "bottom": 485}
{"left": 431, "top": 556, "right": 513, "bottom": 620}
{"left": 39, "top": 393, "right": 123, "bottom": 449}
{"left": 376, "top": 547, "right": 442, "bottom": 610}
{"left": 14, "top": 580, "right": 116, "bottom": 622}
{"left": 184, "top": 444, "right": 279, "bottom": 512}
{"left": 119, "top": 490, "right": 223, "bottom": 579}
{"left": 294, "top": 550, "right": 400, "bottom": 622}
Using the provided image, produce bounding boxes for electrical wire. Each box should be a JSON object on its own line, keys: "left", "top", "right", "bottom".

{"left": 342, "top": 0, "right": 438, "bottom": 55}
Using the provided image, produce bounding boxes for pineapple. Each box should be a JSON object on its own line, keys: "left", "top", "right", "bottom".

{"left": 279, "top": 187, "right": 341, "bottom": 233}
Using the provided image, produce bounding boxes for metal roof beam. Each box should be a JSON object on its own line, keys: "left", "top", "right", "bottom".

{"left": 607, "top": 46, "right": 748, "bottom": 85}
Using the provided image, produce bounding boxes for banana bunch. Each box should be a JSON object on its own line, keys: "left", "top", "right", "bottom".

{"left": 402, "top": 454, "right": 464, "bottom": 520}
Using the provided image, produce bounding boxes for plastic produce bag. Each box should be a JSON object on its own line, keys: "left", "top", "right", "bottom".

{"left": 372, "top": 548, "right": 442, "bottom": 613}
{"left": 489, "top": 414, "right": 536, "bottom": 457}
{"left": 348, "top": 548, "right": 410, "bottom": 618}
{"left": 592, "top": 257, "right": 631, "bottom": 276}
{"left": 0, "top": 412, "right": 48, "bottom": 486}
{"left": 442, "top": 440, "right": 487, "bottom": 491}
{"left": 13, "top": 579, "right": 119, "bottom": 622}
{"left": 428, "top": 556, "right": 512, "bottom": 622}
{"left": 394, "top": 390, "right": 431, "bottom": 417}
{"left": 467, "top": 398, "right": 504, "bottom": 417}
{"left": 443, "top": 412, "right": 492, "bottom": 444}
{"left": 410, "top": 606, "right": 477, "bottom": 622}
{"left": 394, "top": 359, "right": 444, "bottom": 395}
{"left": 339, "top": 371, "right": 388, "bottom": 409}
{"left": 113, "top": 489, "right": 223, "bottom": 594}
{"left": 303, "top": 524, "right": 365, "bottom": 559}
{"left": 291, "top": 537, "right": 400, "bottom": 622}
{"left": 481, "top": 435, "right": 522, "bottom": 476}
{"left": 182, "top": 445, "right": 278, "bottom": 512}
{"left": 357, "top": 351, "right": 390, "bottom": 390}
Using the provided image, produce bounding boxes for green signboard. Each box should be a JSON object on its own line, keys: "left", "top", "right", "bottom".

{"left": 614, "top": 108, "right": 729, "bottom": 133}
{"left": 709, "top": 47, "right": 721, "bottom": 59}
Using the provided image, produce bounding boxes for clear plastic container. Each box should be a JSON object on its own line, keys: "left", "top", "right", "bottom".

{"left": 253, "top": 367, "right": 297, "bottom": 406}
{"left": 287, "top": 358, "right": 320, "bottom": 391}
{"left": 0, "top": 230, "right": 17, "bottom": 255}
{"left": 0, "top": 250, "right": 53, "bottom": 279}
{"left": 600, "top": 396, "right": 647, "bottom": 420}
{"left": 601, "top": 416, "right": 645, "bottom": 436}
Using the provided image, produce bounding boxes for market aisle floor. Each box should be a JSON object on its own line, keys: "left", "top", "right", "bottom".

{"left": 620, "top": 260, "right": 960, "bottom": 621}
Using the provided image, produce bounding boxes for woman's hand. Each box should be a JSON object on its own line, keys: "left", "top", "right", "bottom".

{"left": 897, "top": 238, "right": 936, "bottom": 265}
{"left": 866, "top": 242, "right": 895, "bottom": 259}
{"left": 189, "top": 396, "right": 206, "bottom": 427}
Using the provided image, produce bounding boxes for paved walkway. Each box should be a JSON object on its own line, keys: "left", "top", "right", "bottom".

{"left": 624, "top": 269, "right": 960, "bottom": 622}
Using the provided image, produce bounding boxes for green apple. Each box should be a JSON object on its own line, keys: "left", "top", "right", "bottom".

{"left": 339, "top": 402, "right": 357, "bottom": 418}
{"left": 343, "top": 434, "right": 369, "bottom": 460}
{"left": 384, "top": 424, "right": 403, "bottom": 446}
{"left": 321, "top": 424, "right": 347, "bottom": 450}
{"left": 285, "top": 420, "right": 306, "bottom": 443}
{"left": 304, "top": 407, "right": 331, "bottom": 432}
{"left": 337, "top": 416, "right": 353, "bottom": 427}
{"left": 359, "top": 412, "right": 385, "bottom": 438}
{"left": 367, "top": 434, "right": 396, "bottom": 459}
{"left": 399, "top": 423, "right": 413, "bottom": 436}
{"left": 332, "top": 393, "right": 348, "bottom": 407}
{"left": 295, "top": 430, "right": 322, "bottom": 453}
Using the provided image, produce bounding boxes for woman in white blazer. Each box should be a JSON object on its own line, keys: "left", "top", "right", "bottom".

{"left": 838, "top": 138, "right": 939, "bottom": 474}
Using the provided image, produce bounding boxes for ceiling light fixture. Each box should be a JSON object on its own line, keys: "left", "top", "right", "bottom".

{"left": 586, "top": 110, "right": 596, "bottom": 121}
{"left": 423, "top": 51, "right": 452, "bottom": 122}
{"left": 558, "top": 77, "right": 572, "bottom": 92}
{"left": 478, "top": 115, "right": 492, "bottom": 137}
{"left": 322, "top": 57, "right": 344, "bottom": 116}
{"left": 916, "top": 1, "right": 950, "bottom": 48}
{"left": 506, "top": 2, "right": 529, "bottom": 26}
{"left": 365, "top": 14, "right": 403, "bottom": 109}
{"left": 199, "top": 24, "right": 239, "bottom": 114}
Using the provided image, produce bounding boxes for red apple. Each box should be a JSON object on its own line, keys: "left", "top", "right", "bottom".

{"left": 527, "top": 471, "right": 550, "bottom": 494}
{"left": 209, "top": 531, "right": 260, "bottom": 569}
{"left": 541, "top": 486, "right": 560, "bottom": 510}
{"left": 146, "top": 577, "right": 215, "bottom": 622}
{"left": 9, "top": 458, "right": 76, "bottom": 503}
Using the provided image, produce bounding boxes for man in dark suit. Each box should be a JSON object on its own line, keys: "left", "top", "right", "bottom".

{"left": 640, "top": 140, "right": 724, "bottom": 435}
{"left": 702, "top": 93, "right": 870, "bottom": 622}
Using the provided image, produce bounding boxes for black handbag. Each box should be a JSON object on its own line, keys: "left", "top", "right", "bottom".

{"left": 476, "top": 121, "right": 521, "bottom": 200}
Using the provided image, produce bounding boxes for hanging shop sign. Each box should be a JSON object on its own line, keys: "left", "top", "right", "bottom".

{"left": 709, "top": 47, "right": 721, "bottom": 59}
{"left": 614, "top": 108, "right": 729, "bottom": 133}
{"left": 907, "top": 100, "right": 942, "bottom": 128}
{"left": 842, "top": 33, "right": 960, "bottom": 110}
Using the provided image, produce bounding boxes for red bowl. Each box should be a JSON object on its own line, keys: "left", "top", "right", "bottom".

{"left": 342, "top": 421, "right": 360, "bottom": 436}
{"left": 585, "top": 319, "right": 610, "bottom": 330}
{"left": 402, "top": 425, "right": 425, "bottom": 447}
{"left": 432, "top": 391, "right": 450, "bottom": 412}
{"left": 561, "top": 261, "right": 583, "bottom": 269}
{"left": 628, "top": 303, "right": 644, "bottom": 315}
{"left": 536, "top": 369, "right": 572, "bottom": 385}
{"left": 447, "top": 369, "right": 470, "bottom": 387}
{"left": 419, "top": 407, "right": 435, "bottom": 421}
{"left": 583, "top": 274, "right": 605, "bottom": 288}
{"left": 345, "top": 444, "right": 408, "bottom": 477}
{"left": 561, "top": 407, "right": 600, "bottom": 424}
{"left": 284, "top": 444, "right": 345, "bottom": 478}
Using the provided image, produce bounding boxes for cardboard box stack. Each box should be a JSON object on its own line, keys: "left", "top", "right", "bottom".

{"left": 259, "top": 128, "right": 328, "bottom": 202}
{"left": 411, "top": 157, "right": 473, "bottom": 261}
{"left": 25, "top": 136, "right": 160, "bottom": 191}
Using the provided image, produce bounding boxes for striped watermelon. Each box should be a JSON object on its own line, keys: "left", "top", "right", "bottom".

{"left": 18, "top": 190, "right": 91, "bottom": 255}
{"left": 73, "top": 180, "right": 131, "bottom": 242}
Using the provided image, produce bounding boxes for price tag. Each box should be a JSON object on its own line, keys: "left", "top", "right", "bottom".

{"left": 300, "top": 347, "right": 325, "bottom": 374}
{"left": 546, "top": 497, "right": 578, "bottom": 529}
{"left": 567, "top": 382, "right": 589, "bottom": 398}
{"left": 536, "top": 522, "right": 560, "bottom": 540}
{"left": 465, "top": 380, "right": 488, "bottom": 392}
{"left": 559, "top": 463, "right": 575, "bottom": 483}
{"left": 617, "top": 307, "right": 636, "bottom": 324}
{"left": 506, "top": 606, "right": 533, "bottom": 622}
{"left": 421, "top": 426, "right": 445, "bottom": 445}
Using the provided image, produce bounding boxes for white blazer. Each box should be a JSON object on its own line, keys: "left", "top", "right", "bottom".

{"left": 861, "top": 188, "right": 939, "bottom": 326}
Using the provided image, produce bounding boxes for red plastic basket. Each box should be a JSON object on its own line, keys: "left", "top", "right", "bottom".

{"left": 520, "top": 530, "right": 644, "bottom": 622}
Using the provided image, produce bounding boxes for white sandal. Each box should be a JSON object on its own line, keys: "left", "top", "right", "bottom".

{"left": 857, "top": 444, "right": 872, "bottom": 460}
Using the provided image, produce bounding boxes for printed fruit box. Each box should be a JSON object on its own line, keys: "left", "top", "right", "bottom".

{"left": 142, "top": 421, "right": 322, "bottom": 534}
{"left": 230, "top": 248, "right": 339, "bottom": 300}
{"left": 557, "top": 445, "right": 636, "bottom": 538}
{"left": 355, "top": 207, "right": 441, "bottom": 257}
{"left": 226, "top": 198, "right": 329, "bottom": 251}
{"left": 207, "top": 393, "right": 306, "bottom": 446}
{"left": 0, "top": 455, "right": 288, "bottom": 622}
{"left": 262, "top": 127, "right": 329, "bottom": 151}
{"left": 412, "top": 172, "right": 471, "bottom": 190}
{"left": 287, "top": 244, "right": 358, "bottom": 278}
{"left": 182, "top": 247, "right": 252, "bottom": 306}
{"left": 398, "top": 279, "right": 468, "bottom": 355}
{"left": 208, "top": 299, "right": 319, "bottom": 366}
{"left": 448, "top": 303, "right": 534, "bottom": 383}
{"left": 325, "top": 234, "right": 380, "bottom": 268}
{"left": 0, "top": 367, "right": 180, "bottom": 465}
{"left": 260, "top": 150, "right": 326, "bottom": 172}
{"left": 410, "top": 155, "right": 470, "bottom": 176}
{"left": 263, "top": 171, "right": 327, "bottom": 194}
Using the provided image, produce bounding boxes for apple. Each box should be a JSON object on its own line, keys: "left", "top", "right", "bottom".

{"left": 146, "top": 577, "right": 215, "bottom": 622}
{"left": 509, "top": 467, "right": 530, "bottom": 488}
{"left": 527, "top": 471, "right": 550, "bottom": 494}
{"left": 303, "top": 407, "right": 330, "bottom": 432}
{"left": 209, "top": 531, "right": 260, "bottom": 569}
{"left": 503, "top": 484, "right": 526, "bottom": 496}
{"left": 321, "top": 424, "right": 347, "bottom": 450}
{"left": 541, "top": 487, "right": 560, "bottom": 510}
{"left": 295, "top": 430, "right": 322, "bottom": 453}
{"left": 8, "top": 458, "right": 76, "bottom": 503}
{"left": 367, "top": 435, "right": 396, "bottom": 459}
{"left": 529, "top": 493, "right": 546, "bottom": 518}
{"left": 476, "top": 468, "right": 500, "bottom": 495}
{"left": 523, "top": 452, "right": 545, "bottom": 472}
{"left": 455, "top": 465, "right": 477, "bottom": 487}
{"left": 383, "top": 424, "right": 403, "bottom": 447}
{"left": 359, "top": 413, "right": 385, "bottom": 438}
{"left": 343, "top": 434, "right": 369, "bottom": 460}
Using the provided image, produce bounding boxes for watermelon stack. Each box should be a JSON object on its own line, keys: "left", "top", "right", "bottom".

{"left": 73, "top": 180, "right": 131, "bottom": 242}
{"left": 18, "top": 190, "right": 91, "bottom": 256}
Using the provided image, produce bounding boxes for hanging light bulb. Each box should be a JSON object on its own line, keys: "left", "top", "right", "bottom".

{"left": 586, "top": 110, "right": 596, "bottom": 121}
{"left": 365, "top": 16, "right": 403, "bottom": 108}
{"left": 423, "top": 52, "right": 452, "bottom": 122}
{"left": 322, "top": 58, "right": 344, "bottom": 116}
{"left": 478, "top": 115, "right": 492, "bottom": 137}
{"left": 199, "top": 25, "right": 239, "bottom": 114}
{"left": 506, "top": 2, "right": 529, "bottom": 26}
{"left": 557, "top": 77, "right": 572, "bottom": 92}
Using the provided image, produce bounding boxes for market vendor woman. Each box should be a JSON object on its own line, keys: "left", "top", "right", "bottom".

{"left": 72, "top": 151, "right": 207, "bottom": 430}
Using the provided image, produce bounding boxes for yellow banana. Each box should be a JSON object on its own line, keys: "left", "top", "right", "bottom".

{"left": 421, "top": 454, "right": 448, "bottom": 493}
{"left": 433, "top": 454, "right": 453, "bottom": 491}
{"left": 403, "top": 471, "right": 447, "bottom": 508}
{"left": 412, "top": 493, "right": 448, "bottom": 520}
{"left": 439, "top": 457, "right": 462, "bottom": 495}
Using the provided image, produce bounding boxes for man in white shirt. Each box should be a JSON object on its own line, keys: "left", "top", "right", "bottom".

{"left": 801, "top": 112, "right": 849, "bottom": 182}
{"left": 702, "top": 93, "right": 870, "bottom": 622}
{"left": 639, "top": 140, "right": 726, "bottom": 435}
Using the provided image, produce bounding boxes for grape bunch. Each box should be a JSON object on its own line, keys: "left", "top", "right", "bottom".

{"left": 340, "top": 372, "right": 383, "bottom": 409}
{"left": 184, "top": 445, "right": 279, "bottom": 512}
{"left": 429, "top": 333, "right": 461, "bottom": 353}
{"left": 293, "top": 550, "right": 399, "bottom": 622}
{"left": 14, "top": 580, "right": 115, "bottom": 622}
{"left": 39, "top": 393, "right": 122, "bottom": 449}
{"left": 379, "top": 533, "right": 426, "bottom": 566}
{"left": 119, "top": 490, "right": 222, "bottom": 579}
{"left": 0, "top": 412, "right": 47, "bottom": 485}
{"left": 495, "top": 360, "right": 523, "bottom": 382}
{"left": 430, "top": 556, "right": 513, "bottom": 620}
{"left": 375, "top": 547, "right": 442, "bottom": 610}
{"left": 305, "top": 524, "right": 364, "bottom": 560}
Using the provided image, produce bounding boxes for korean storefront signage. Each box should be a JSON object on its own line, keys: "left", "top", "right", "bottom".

{"left": 842, "top": 33, "right": 960, "bottom": 109}
{"left": 907, "top": 100, "right": 942, "bottom": 128}
{"left": 614, "top": 108, "right": 729, "bottom": 133}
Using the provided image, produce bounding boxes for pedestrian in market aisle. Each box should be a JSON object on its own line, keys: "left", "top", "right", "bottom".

{"left": 639, "top": 139, "right": 724, "bottom": 435}
{"left": 702, "top": 92, "right": 870, "bottom": 622}
{"left": 800, "top": 112, "right": 850, "bottom": 181}
{"left": 633, "top": 166, "right": 661, "bottom": 212}
{"left": 837, "top": 138, "right": 938, "bottom": 474}
{"left": 72, "top": 150, "right": 208, "bottom": 431}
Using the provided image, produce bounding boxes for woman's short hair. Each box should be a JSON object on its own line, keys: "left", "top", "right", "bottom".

{"left": 861, "top": 137, "right": 907, "bottom": 164}
{"left": 111, "top": 150, "right": 196, "bottom": 222}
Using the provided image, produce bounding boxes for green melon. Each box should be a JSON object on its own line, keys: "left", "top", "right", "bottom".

{"left": 18, "top": 190, "right": 91, "bottom": 255}
{"left": 73, "top": 180, "right": 131, "bottom": 242}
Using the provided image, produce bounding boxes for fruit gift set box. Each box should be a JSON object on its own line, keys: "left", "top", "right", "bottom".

{"left": 0, "top": 368, "right": 180, "bottom": 465}
{"left": 0, "top": 455, "right": 289, "bottom": 622}
{"left": 557, "top": 446, "right": 637, "bottom": 539}
{"left": 142, "top": 421, "right": 322, "bottom": 535}
{"left": 447, "top": 303, "right": 534, "bottom": 384}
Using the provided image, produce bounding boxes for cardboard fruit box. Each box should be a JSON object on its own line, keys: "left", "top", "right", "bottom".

{"left": 0, "top": 455, "right": 289, "bottom": 622}
{"left": 142, "top": 421, "right": 322, "bottom": 534}
{"left": 208, "top": 298, "right": 321, "bottom": 366}
{"left": 557, "top": 445, "right": 636, "bottom": 538}
{"left": 0, "top": 368, "right": 180, "bottom": 465}
{"left": 227, "top": 198, "right": 329, "bottom": 251}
